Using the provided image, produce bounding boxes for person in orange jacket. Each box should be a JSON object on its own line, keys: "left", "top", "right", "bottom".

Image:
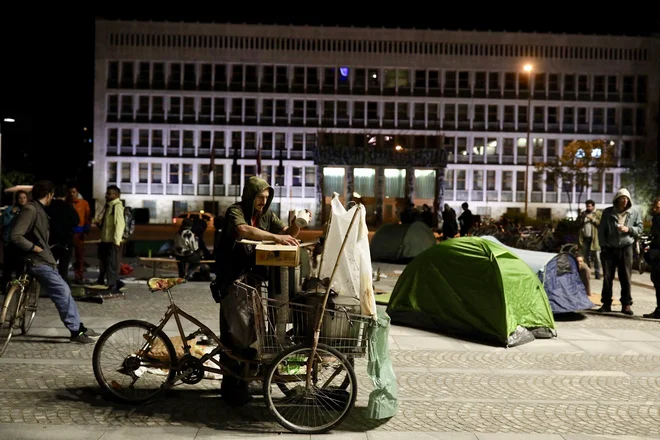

{"left": 67, "top": 184, "right": 91, "bottom": 285}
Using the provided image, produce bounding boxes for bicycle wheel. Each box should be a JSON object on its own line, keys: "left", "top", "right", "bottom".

{"left": 20, "top": 279, "right": 39, "bottom": 335}
{"left": 93, "top": 319, "right": 177, "bottom": 403}
{"left": 0, "top": 285, "right": 22, "bottom": 357}
{"left": 264, "top": 343, "right": 357, "bottom": 434}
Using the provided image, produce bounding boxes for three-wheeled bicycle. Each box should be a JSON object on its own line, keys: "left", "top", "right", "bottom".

{"left": 92, "top": 204, "right": 375, "bottom": 434}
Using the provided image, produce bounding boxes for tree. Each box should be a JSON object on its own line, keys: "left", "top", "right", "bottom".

{"left": 621, "top": 160, "right": 659, "bottom": 219}
{"left": 535, "top": 140, "right": 615, "bottom": 217}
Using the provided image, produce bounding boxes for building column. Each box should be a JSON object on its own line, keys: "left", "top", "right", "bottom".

{"left": 435, "top": 167, "right": 445, "bottom": 227}
{"left": 405, "top": 166, "right": 415, "bottom": 207}
{"left": 346, "top": 166, "right": 354, "bottom": 204}
{"left": 374, "top": 167, "right": 384, "bottom": 225}
{"left": 315, "top": 166, "right": 324, "bottom": 226}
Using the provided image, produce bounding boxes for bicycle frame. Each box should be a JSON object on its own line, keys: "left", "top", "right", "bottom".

{"left": 144, "top": 288, "right": 265, "bottom": 384}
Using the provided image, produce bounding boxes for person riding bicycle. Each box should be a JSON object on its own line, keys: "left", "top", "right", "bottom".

{"left": 9, "top": 180, "right": 97, "bottom": 343}
{"left": 214, "top": 175, "right": 306, "bottom": 405}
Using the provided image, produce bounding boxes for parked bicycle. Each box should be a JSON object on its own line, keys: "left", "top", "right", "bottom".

{"left": 0, "top": 270, "right": 40, "bottom": 356}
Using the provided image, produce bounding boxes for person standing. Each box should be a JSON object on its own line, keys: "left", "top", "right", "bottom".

{"left": 68, "top": 184, "right": 91, "bottom": 284}
{"left": 643, "top": 197, "right": 660, "bottom": 319}
{"left": 10, "top": 180, "right": 96, "bottom": 343}
{"left": 46, "top": 185, "right": 80, "bottom": 284}
{"left": 597, "top": 189, "right": 643, "bottom": 315}
{"left": 1, "top": 190, "right": 29, "bottom": 291}
{"left": 578, "top": 199, "right": 602, "bottom": 280}
{"left": 96, "top": 185, "right": 125, "bottom": 291}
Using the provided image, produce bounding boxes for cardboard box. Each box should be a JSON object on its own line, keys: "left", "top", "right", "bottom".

{"left": 255, "top": 243, "right": 300, "bottom": 267}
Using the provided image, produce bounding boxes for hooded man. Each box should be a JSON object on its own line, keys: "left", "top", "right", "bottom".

{"left": 597, "top": 188, "right": 643, "bottom": 315}
{"left": 214, "top": 175, "right": 306, "bottom": 405}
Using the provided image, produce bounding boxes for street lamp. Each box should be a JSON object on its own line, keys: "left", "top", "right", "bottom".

{"left": 0, "top": 117, "right": 16, "bottom": 194}
{"left": 522, "top": 64, "right": 533, "bottom": 217}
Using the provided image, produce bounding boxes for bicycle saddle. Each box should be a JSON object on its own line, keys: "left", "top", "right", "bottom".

{"left": 148, "top": 277, "right": 186, "bottom": 292}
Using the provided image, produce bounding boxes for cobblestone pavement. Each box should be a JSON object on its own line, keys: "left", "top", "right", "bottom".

{"left": 0, "top": 275, "right": 659, "bottom": 438}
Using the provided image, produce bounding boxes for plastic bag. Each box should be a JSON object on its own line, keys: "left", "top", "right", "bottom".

{"left": 366, "top": 309, "right": 398, "bottom": 419}
{"left": 220, "top": 282, "right": 257, "bottom": 349}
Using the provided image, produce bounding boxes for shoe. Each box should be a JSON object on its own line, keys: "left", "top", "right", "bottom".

{"left": 595, "top": 274, "right": 601, "bottom": 280}
{"left": 115, "top": 280, "right": 125, "bottom": 289}
{"left": 622, "top": 305, "right": 634, "bottom": 316}
{"left": 84, "top": 328, "right": 99, "bottom": 337}
{"left": 642, "top": 309, "right": 660, "bottom": 319}
{"left": 597, "top": 304, "right": 611, "bottom": 313}
{"left": 70, "top": 332, "right": 95, "bottom": 344}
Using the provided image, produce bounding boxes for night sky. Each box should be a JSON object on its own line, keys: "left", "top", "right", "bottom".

{"left": 0, "top": 7, "right": 657, "bottom": 195}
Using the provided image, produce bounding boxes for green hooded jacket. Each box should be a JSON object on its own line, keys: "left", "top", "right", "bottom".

{"left": 216, "top": 176, "right": 286, "bottom": 287}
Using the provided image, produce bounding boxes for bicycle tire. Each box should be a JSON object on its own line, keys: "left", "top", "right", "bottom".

{"left": 264, "top": 343, "right": 358, "bottom": 434}
{"left": 21, "top": 279, "right": 39, "bottom": 335}
{"left": 92, "top": 319, "right": 177, "bottom": 403}
{"left": 0, "top": 285, "right": 21, "bottom": 357}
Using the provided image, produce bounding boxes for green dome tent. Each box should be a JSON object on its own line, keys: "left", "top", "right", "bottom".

{"left": 386, "top": 237, "right": 557, "bottom": 347}
{"left": 370, "top": 221, "right": 437, "bottom": 263}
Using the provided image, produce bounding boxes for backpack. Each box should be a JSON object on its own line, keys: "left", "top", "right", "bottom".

{"left": 111, "top": 205, "right": 135, "bottom": 240}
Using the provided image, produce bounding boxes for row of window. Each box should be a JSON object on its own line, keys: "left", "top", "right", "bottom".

{"left": 106, "top": 33, "right": 650, "bottom": 62}
{"left": 107, "top": 61, "right": 649, "bottom": 102}
{"left": 105, "top": 128, "right": 643, "bottom": 166}
{"left": 108, "top": 162, "right": 317, "bottom": 188}
{"left": 107, "top": 95, "right": 648, "bottom": 135}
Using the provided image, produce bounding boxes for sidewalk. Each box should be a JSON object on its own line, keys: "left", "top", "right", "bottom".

{"left": 1, "top": 257, "right": 659, "bottom": 439}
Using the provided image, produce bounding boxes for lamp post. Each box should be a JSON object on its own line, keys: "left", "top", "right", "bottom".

{"left": 0, "top": 117, "right": 16, "bottom": 195}
{"left": 522, "top": 64, "right": 533, "bottom": 217}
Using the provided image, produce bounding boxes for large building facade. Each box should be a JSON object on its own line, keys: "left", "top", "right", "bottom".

{"left": 94, "top": 19, "right": 660, "bottom": 225}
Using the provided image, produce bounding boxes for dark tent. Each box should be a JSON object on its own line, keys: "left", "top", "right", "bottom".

{"left": 386, "top": 237, "right": 557, "bottom": 347}
{"left": 481, "top": 236, "right": 594, "bottom": 314}
{"left": 370, "top": 221, "right": 437, "bottom": 263}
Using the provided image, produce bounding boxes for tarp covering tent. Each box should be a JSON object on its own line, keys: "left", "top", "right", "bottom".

{"left": 481, "top": 236, "right": 594, "bottom": 314}
{"left": 386, "top": 237, "right": 557, "bottom": 347}
{"left": 370, "top": 221, "right": 437, "bottom": 263}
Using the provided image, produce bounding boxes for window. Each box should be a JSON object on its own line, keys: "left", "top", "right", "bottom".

{"left": 107, "top": 128, "right": 118, "bottom": 147}
{"left": 107, "top": 162, "right": 117, "bottom": 183}
{"left": 474, "top": 72, "right": 486, "bottom": 90}
{"left": 441, "top": 170, "right": 453, "bottom": 190}
{"left": 488, "top": 72, "right": 500, "bottom": 91}
{"left": 169, "top": 164, "right": 179, "bottom": 184}
{"left": 143, "top": 200, "right": 157, "bottom": 219}
{"left": 472, "top": 170, "right": 483, "bottom": 190}
{"left": 414, "top": 170, "right": 435, "bottom": 199}
{"left": 292, "top": 167, "right": 303, "bottom": 186}
{"left": 486, "top": 171, "right": 496, "bottom": 191}
{"left": 502, "top": 171, "right": 512, "bottom": 191}
{"left": 383, "top": 169, "right": 405, "bottom": 198}
{"left": 183, "top": 164, "right": 193, "bottom": 184}
{"left": 305, "top": 167, "right": 315, "bottom": 187}
{"left": 152, "top": 164, "right": 162, "bottom": 184}
{"left": 121, "top": 163, "right": 131, "bottom": 183}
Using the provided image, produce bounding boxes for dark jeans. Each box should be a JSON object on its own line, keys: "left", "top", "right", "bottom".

{"left": 582, "top": 237, "right": 601, "bottom": 277}
{"left": 97, "top": 242, "right": 119, "bottom": 288}
{"left": 52, "top": 244, "right": 73, "bottom": 284}
{"left": 176, "top": 253, "right": 201, "bottom": 279}
{"left": 600, "top": 245, "right": 633, "bottom": 306}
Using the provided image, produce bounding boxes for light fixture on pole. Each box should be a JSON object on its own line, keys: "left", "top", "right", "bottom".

{"left": 522, "top": 64, "right": 533, "bottom": 217}
{"left": 0, "top": 117, "right": 17, "bottom": 194}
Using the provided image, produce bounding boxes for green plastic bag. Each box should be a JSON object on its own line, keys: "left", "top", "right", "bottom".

{"left": 366, "top": 309, "right": 398, "bottom": 419}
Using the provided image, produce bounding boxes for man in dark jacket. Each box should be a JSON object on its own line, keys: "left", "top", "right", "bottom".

{"left": 644, "top": 197, "right": 660, "bottom": 319}
{"left": 214, "top": 176, "right": 302, "bottom": 405}
{"left": 46, "top": 185, "right": 80, "bottom": 284}
{"left": 597, "top": 188, "right": 643, "bottom": 315}
{"left": 10, "top": 180, "right": 97, "bottom": 343}
{"left": 458, "top": 202, "right": 474, "bottom": 236}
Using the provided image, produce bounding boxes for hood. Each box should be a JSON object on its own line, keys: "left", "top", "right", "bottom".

{"left": 613, "top": 188, "right": 633, "bottom": 210}
{"left": 241, "top": 176, "right": 274, "bottom": 221}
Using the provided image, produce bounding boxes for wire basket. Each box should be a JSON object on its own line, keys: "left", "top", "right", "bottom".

{"left": 231, "top": 282, "right": 373, "bottom": 360}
